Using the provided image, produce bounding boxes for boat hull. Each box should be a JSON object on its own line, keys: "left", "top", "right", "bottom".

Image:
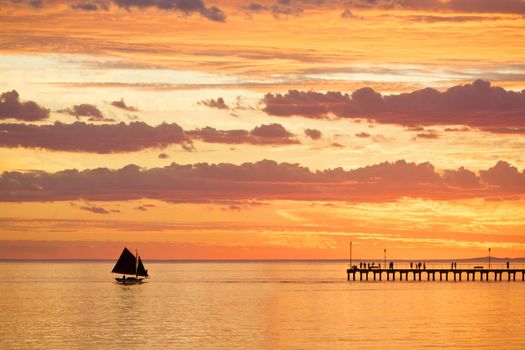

{"left": 115, "top": 277, "right": 145, "bottom": 284}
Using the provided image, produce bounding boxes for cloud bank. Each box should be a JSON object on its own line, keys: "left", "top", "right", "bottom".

{"left": 1, "top": 159, "right": 523, "bottom": 203}
{"left": 113, "top": 0, "right": 226, "bottom": 22}
{"left": 0, "top": 122, "right": 300, "bottom": 152}
{"left": 262, "top": 80, "right": 525, "bottom": 133}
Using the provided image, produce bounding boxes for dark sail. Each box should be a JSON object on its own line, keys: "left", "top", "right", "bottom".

{"left": 111, "top": 247, "right": 148, "bottom": 276}
{"left": 137, "top": 257, "right": 148, "bottom": 277}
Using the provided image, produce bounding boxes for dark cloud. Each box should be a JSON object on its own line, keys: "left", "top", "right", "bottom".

{"left": 1, "top": 159, "right": 523, "bottom": 203}
{"left": 198, "top": 97, "right": 229, "bottom": 110}
{"left": 71, "top": 1, "right": 109, "bottom": 11}
{"left": 415, "top": 131, "right": 439, "bottom": 139}
{"left": 270, "top": 4, "right": 304, "bottom": 17}
{"left": 262, "top": 80, "right": 525, "bottom": 134}
{"left": 243, "top": 2, "right": 268, "bottom": 12}
{"left": 304, "top": 128, "right": 322, "bottom": 140}
{"left": 0, "top": 90, "right": 49, "bottom": 121}
{"left": 158, "top": 152, "right": 170, "bottom": 159}
{"left": 355, "top": 132, "right": 370, "bottom": 138}
{"left": 61, "top": 104, "right": 114, "bottom": 122}
{"left": 347, "top": 0, "right": 525, "bottom": 15}
{"left": 341, "top": 9, "right": 361, "bottom": 18}
{"left": 0, "top": 121, "right": 193, "bottom": 153}
{"left": 0, "top": 121, "right": 301, "bottom": 152}
{"left": 447, "top": 0, "right": 525, "bottom": 15}
{"left": 188, "top": 123, "right": 299, "bottom": 145}
{"left": 241, "top": 1, "right": 304, "bottom": 17}
{"left": 480, "top": 161, "right": 525, "bottom": 191}
{"left": 113, "top": 0, "right": 226, "bottom": 22}
{"left": 79, "top": 205, "right": 110, "bottom": 214}
{"left": 110, "top": 98, "right": 138, "bottom": 111}
{"left": 135, "top": 204, "right": 155, "bottom": 211}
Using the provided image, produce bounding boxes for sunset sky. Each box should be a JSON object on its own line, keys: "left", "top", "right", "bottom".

{"left": 1, "top": 0, "right": 525, "bottom": 260}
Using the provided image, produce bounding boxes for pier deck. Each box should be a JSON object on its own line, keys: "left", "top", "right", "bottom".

{"left": 346, "top": 267, "right": 525, "bottom": 282}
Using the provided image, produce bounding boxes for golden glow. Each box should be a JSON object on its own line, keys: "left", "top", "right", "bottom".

{"left": 1, "top": 1, "right": 525, "bottom": 259}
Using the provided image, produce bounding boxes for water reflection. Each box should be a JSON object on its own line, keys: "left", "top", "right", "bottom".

{"left": 1, "top": 261, "right": 525, "bottom": 349}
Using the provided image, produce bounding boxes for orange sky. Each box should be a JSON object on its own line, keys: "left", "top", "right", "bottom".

{"left": 1, "top": 0, "right": 525, "bottom": 259}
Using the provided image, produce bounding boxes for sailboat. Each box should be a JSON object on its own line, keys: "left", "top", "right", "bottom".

{"left": 111, "top": 247, "right": 149, "bottom": 284}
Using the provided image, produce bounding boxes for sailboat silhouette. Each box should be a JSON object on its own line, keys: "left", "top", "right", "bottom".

{"left": 111, "top": 247, "right": 149, "bottom": 284}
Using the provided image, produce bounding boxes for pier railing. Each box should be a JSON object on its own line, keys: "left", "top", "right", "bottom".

{"left": 346, "top": 262, "right": 525, "bottom": 282}
{"left": 348, "top": 262, "right": 525, "bottom": 270}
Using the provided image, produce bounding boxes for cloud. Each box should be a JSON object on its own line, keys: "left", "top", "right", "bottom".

{"left": 110, "top": 98, "right": 138, "bottom": 111}
{"left": 241, "top": 1, "right": 303, "bottom": 18}
{"left": 79, "top": 205, "right": 110, "bottom": 214}
{"left": 347, "top": 0, "right": 525, "bottom": 15}
{"left": 134, "top": 204, "right": 155, "bottom": 211}
{"left": 304, "top": 128, "right": 322, "bottom": 140}
{"left": 0, "top": 121, "right": 301, "bottom": 152}
{"left": 444, "top": 126, "right": 471, "bottom": 132}
{"left": 0, "top": 121, "right": 193, "bottom": 153}
{"left": 243, "top": 2, "right": 268, "bottom": 12}
{"left": 447, "top": 0, "right": 525, "bottom": 15}
{"left": 415, "top": 130, "right": 439, "bottom": 139}
{"left": 355, "top": 132, "right": 370, "bottom": 138}
{"left": 158, "top": 152, "right": 170, "bottom": 159}
{"left": 1, "top": 159, "right": 523, "bottom": 203}
{"left": 198, "top": 97, "right": 229, "bottom": 110}
{"left": 341, "top": 9, "right": 362, "bottom": 19}
{"left": 480, "top": 161, "right": 525, "bottom": 191}
{"left": 61, "top": 104, "right": 114, "bottom": 122}
{"left": 262, "top": 80, "right": 525, "bottom": 134}
{"left": 113, "top": 0, "right": 226, "bottom": 22}
{"left": 188, "top": 123, "right": 299, "bottom": 145}
{"left": 71, "top": 1, "right": 109, "bottom": 11}
{"left": 0, "top": 90, "right": 49, "bottom": 121}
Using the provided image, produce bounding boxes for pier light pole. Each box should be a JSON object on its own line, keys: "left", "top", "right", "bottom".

{"left": 384, "top": 249, "right": 386, "bottom": 269}
{"left": 489, "top": 247, "right": 491, "bottom": 270}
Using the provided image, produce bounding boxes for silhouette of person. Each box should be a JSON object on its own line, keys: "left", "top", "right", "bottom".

{"left": 410, "top": 262, "right": 413, "bottom": 269}
{"left": 507, "top": 261, "right": 510, "bottom": 269}
{"left": 423, "top": 262, "right": 426, "bottom": 270}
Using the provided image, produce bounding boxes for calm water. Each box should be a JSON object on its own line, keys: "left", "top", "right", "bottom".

{"left": 1, "top": 261, "right": 525, "bottom": 349}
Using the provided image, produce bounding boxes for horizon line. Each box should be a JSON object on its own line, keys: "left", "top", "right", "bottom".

{"left": 1, "top": 256, "right": 525, "bottom": 262}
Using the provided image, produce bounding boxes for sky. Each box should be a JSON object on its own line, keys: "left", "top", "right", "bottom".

{"left": 1, "top": 0, "right": 525, "bottom": 260}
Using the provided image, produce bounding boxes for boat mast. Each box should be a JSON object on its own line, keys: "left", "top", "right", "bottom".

{"left": 135, "top": 249, "right": 139, "bottom": 278}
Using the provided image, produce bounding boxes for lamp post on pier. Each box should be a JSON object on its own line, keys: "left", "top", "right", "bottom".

{"left": 489, "top": 247, "right": 491, "bottom": 270}
{"left": 384, "top": 249, "right": 386, "bottom": 269}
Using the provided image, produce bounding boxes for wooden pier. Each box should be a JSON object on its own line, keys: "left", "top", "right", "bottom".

{"left": 346, "top": 267, "right": 525, "bottom": 282}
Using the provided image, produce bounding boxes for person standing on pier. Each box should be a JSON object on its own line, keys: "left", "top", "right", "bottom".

{"left": 507, "top": 261, "right": 510, "bottom": 269}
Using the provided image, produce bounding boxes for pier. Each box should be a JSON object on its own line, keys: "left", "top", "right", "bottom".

{"left": 346, "top": 266, "right": 525, "bottom": 282}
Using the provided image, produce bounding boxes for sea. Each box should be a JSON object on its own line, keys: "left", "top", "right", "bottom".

{"left": 1, "top": 260, "right": 525, "bottom": 349}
